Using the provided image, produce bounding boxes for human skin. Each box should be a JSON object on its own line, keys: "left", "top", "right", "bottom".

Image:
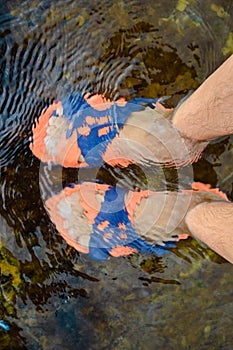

{"left": 173, "top": 54, "right": 233, "bottom": 140}
{"left": 173, "top": 55, "right": 233, "bottom": 263}
{"left": 107, "top": 55, "right": 233, "bottom": 167}
{"left": 186, "top": 201, "right": 233, "bottom": 264}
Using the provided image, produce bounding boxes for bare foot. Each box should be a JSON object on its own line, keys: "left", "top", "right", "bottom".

{"left": 186, "top": 201, "right": 233, "bottom": 264}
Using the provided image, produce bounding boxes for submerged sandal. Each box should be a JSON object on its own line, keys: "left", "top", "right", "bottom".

{"left": 30, "top": 93, "right": 207, "bottom": 169}
{"left": 44, "top": 181, "right": 227, "bottom": 261}
{"left": 30, "top": 93, "right": 160, "bottom": 168}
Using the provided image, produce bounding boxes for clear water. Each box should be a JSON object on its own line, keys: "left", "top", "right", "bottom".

{"left": 0, "top": 1, "right": 233, "bottom": 349}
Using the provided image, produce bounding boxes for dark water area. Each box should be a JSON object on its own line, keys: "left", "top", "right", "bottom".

{"left": 0, "top": 0, "right": 233, "bottom": 349}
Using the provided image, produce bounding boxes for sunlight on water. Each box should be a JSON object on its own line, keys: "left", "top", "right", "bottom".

{"left": 0, "top": 0, "right": 233, "bottom": 349}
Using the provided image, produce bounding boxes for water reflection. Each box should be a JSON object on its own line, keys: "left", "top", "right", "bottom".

{"left": 0, "top": 0, "right": 233, "bottom": 348}
{"left": 1, "top": 0, "right": 230, "bottom": 167}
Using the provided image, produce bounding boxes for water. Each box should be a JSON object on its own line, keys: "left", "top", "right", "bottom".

{"left": 0, "top": 0, "right": 233, "bottom": 349}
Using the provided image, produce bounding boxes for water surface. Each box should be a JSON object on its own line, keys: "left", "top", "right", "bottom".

{"left": 0, "top": 1, "right": 233, "bottom": 349}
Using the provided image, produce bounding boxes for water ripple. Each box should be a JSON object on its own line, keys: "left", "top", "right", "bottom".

{"left": 0, "top": 2, "right": 232, "bottom": 348}
{"left": 0, "top": 0, "right": 231, "bottom": 168}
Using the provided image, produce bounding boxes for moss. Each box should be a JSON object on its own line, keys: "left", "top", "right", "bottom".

{"left": 0, "top": 246, "right": 22, "bottom": 316}
{"left": 222, "top": 32, "right": 233, "bottom": 56}
{"left": 211, "top": 3, "right": 229, "bottom": 19}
